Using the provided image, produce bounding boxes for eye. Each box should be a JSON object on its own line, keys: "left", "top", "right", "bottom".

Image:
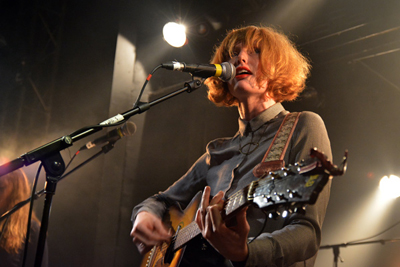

{"left": 230, "top": 50, "right": 239, "bottom": 58}
{"left": 254, "top": 48, "right": 261, "bottom": 54}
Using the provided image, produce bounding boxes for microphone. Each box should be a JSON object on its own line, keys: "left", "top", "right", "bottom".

{"left": 80, "top": 121, "right": 137, "bottom": 150}
{"left": 161, "top": 61, "right": 236, "bottom": 82}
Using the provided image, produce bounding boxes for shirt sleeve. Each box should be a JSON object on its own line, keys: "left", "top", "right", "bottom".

{"left": 131, "top": 153, "right": 210, "bottom": 222}
{"left": 244, "top": 111, "right": 332, "bottom": 267}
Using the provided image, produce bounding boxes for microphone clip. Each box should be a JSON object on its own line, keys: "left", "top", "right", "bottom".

{"left": 185, "top": 78, "right": 204, "bottom": 93}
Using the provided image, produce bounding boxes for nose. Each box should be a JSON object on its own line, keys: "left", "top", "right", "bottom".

{"left": 236, "top": 49, "right": 248, "bottom": 65}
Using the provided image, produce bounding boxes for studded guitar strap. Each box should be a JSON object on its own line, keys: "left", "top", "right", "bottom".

{"left": 253, "top": 112, "right": 301, "bottom": 178}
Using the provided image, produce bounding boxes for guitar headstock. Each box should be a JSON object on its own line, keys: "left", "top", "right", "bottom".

{"left": 249, "top": 148, "right": 347, "bottom": 218}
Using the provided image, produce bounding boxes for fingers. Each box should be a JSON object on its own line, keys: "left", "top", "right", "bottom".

{"left": 152, "top": 217, "right": 172, "bottom": 239}
{"left": 194, "top": 188, "right": 251, "bottom": 261}
{"left": 131, "top": 221, "right": 169, "bottom": 244}
{"left": 130, "top": 211, "right": 171, "bottom": 254}
{"left": 198, "top": 186, "right": 211, "bottom": 231}
{"left": 195, "top": 208, "right": 203, "bottom": 231}
{"left": 209, "top": 204, "right": 223, "bottom": 232}
{"left": 200, "top": 186, "right": 211, "bottom": 217}
{"left": 132, "top": 237, "right": 152, "bottom": 255}
{"left": 210, "top": 190, "right": 224, "bottom": 206}
{"left": 197, "top": 187, "right": 225, "bottom": 232}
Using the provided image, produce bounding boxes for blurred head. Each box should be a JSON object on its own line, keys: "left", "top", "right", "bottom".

{"left": 0, "top": 160, "right": 35, "bottom": 254}
{"left": 0, "top": 169, "right": 30, "bottom": 216}
{"left": 205, "top": 25, "right": 311, "bottom": 106}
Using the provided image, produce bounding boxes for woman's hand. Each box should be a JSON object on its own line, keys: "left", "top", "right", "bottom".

{"left": 195, "top": 186, "right": 250, "bottom": 262}
{"left": 130, "top": 211, "right": 171, "bottom": 254}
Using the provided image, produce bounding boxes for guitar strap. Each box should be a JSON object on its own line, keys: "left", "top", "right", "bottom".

{"left": 252, "top": 112, "right": 301, "bottom": 178}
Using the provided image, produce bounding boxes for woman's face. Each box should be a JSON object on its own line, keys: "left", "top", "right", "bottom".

{"left": 227, "top": 43, "right": 268, "bottom": 102}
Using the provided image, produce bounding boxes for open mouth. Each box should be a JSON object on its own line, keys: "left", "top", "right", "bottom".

{"left": 236, "top": 67, "right": 252, "bottom": 79}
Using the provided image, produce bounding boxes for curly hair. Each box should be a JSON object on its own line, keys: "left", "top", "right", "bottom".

{"left": 204, "top": 25, "right": 311, "bottom": 107}
{"left": 0, "top": 167, "right": 39, "bottom": 254}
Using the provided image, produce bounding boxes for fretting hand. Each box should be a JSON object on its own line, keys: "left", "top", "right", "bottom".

{"left": 195, "top": 186, "right": 250, "bottom": 262}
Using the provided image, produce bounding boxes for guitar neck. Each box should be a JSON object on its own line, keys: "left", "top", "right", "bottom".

{"left": 173, "top": 221, "right": 201, "bottom": 250}
{"left": 173, "top": 187, "right": 251, "bottom": 251}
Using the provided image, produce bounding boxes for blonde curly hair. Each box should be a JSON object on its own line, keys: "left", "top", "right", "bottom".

{"left": 204, "top": 25, "right": 311, "bottom": 106}
{"left": 0, "top": 167, "right": 39, "bottom": 254}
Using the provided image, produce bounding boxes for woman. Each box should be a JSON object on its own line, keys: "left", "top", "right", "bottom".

{"left": 0, "top": 164, "right": 48, "bottom": 267}
{"left": 130, "top": 25, "right": 332, "bottom": 267}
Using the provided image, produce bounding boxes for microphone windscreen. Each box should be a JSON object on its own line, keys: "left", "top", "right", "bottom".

{"left": 220, "top": 62, "right": 236, "bottom": 82}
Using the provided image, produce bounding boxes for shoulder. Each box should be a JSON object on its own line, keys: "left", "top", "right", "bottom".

{"left": 297, "top": 111, "right": 326, "bottom": 128}
{"left": 292, "top": 111, "right": 328, "bottom": 137}
{"left": 291, "top": 111, "right": 332, "bottom": 161}
{"left": 291, "top": 111, "right": 329, "bottom": 140}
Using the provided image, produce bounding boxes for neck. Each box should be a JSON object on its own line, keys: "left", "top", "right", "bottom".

{"left": 238, "top": 97, "right": 276, "bottom": 121}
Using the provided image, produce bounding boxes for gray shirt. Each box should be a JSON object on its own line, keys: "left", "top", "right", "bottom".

{"left": 132, "top": 103, "right": 332, "bottom": 267}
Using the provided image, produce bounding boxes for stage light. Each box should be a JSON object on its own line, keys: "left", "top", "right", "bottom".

{"left": 379, "top": 175, "right": 400, "bottom": 199}
{"left": 163, "top": 22, "right": 186, "bottom": 48}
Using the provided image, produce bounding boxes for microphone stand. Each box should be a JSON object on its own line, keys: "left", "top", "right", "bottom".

{"left": 0, "top": 142, "right": 116, "bottom": 223}
{"left": 0, "top": 78, "right": 204, "bottom": 267}
{"left": 320, "top": 238, "right": 400, "bottom": 266}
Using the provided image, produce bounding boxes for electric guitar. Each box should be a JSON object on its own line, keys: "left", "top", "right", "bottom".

{"left": 140, "top": 148, "right": 347, "bottom": 267}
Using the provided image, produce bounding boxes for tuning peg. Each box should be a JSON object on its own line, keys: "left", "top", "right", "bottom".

{"left": 274, "top": 192, "right": 287, "bottom": 201}
{"left": 268, "top": 172, "right": 281, "bottom": 180}
{"left": 282, "top": 209, "right": 293, "bottom": 218}
{"left": 287, "top": 189, "right": 301, "bottom": 199}
{"left": 295, "top": 159, "right": 306, "bottom": 167}
{"left": 280, "top": 167, "right": 294, "bottom": 176}
{"left": 268, "top": 211, "right": 280, "bottom": 219}
{"left": 294, "top": 206, "right": 306, "bottom": 215}
{"left": 263, "top": 196, "right": 274, "bottom": 203}
{"left": 293, "top": 163, "right": 302, "bottom": 172}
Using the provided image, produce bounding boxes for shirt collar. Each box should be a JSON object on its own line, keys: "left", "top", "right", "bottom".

{"left": 238, "top": 102, "right": 285, "bottom": 136}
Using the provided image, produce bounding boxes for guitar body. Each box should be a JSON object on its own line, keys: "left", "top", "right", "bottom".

{"left": 139, "top": 149, "right": 347, "bottom": 267}
{"left": 140, "top": 192, "right": 202, "bottom": 267}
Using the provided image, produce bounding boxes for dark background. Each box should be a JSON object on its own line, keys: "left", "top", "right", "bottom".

{"left": 1, "top": 0, "right": 399, "bottom": 266}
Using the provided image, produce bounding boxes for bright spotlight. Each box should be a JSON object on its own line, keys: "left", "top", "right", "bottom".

{"left": 379, "top": 175, "right": 400, "bottom": 199}
{"left": 163, "top": 22, "right": 186, "bottom": 48}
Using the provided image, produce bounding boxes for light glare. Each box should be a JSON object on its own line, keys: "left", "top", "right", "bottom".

{"left": 163, "top": 22, "right": 186, "bottom": 48}
{"left": 379, "top": 175, "right": 400, "bottom": 199}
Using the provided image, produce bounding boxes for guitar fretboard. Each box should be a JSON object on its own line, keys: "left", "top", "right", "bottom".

{"left": 173, "top": 186, "right": 250, "bottom": 251}
{"left": 174, "top": 221, "right": 200, "bottom": 250}
{"left": 224, "top": 186, "right": 249, "bottom": 216}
